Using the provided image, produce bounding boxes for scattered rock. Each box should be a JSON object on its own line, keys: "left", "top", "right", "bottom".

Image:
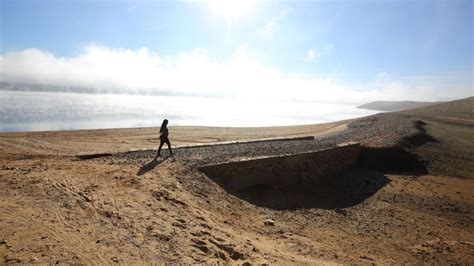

{"left": 4, "top": 255, "right": 21, "bottom": 263}
{"left": 61, "top": 201, "right": 72, "bottom": 209}
{"left": 192, "top": 238, "right": 210, "bottom": 253}
{"left": 172, "top": 221, "right": 186, "bottom": 229}
{"left": 78, "top": 191, "right": 93, "bottom": 202}
{"left": 209, "top": 239, "right": 245, "bottom": 260}
{"left": 360, "top": 255, "right": 374, "bottom": 260}
{"left": 200, "top": 222, "right": 212, "bottom": 229}
{"left": 264, "top": 219, "right": 275, "bottom": 226}
{"left": 152, "top": 191, "right": 187, "bottom": 206}
{"left": 217, "top": 251, "right": 227, "bottom": 260}
{"left": 214, "top": 237, "right": 225, "bottom": 242}
{"left": 195, "top": 244, "right": 209, "bottom": 253}
{"left": 152, "top": 233, "right": 172, "bottom": 242}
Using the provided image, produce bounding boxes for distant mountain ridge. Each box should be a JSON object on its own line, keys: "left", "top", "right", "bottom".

{"left": 357, "top": 101, "right": 441, "bottom": 112}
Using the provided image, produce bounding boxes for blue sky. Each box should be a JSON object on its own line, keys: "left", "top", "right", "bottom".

{"left": 1, "top": 0, "right": 472, "bottom": 102}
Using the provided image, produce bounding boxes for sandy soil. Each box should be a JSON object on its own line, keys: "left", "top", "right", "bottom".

{"left": 1, "top": 109, "right": 473, "bottom": 264}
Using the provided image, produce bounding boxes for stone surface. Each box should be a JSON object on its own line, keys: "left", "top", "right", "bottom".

{"left": 200, "top": 142, "right": 361, "bottom": 191}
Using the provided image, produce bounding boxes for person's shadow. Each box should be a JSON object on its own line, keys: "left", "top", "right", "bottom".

{"left": 136, "top": 155, "right": 170, "bottom": 176}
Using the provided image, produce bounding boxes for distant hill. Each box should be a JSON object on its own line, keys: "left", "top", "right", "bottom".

{"left": 357, "top": 101, "right": 440, "bottom": 112}
{"left": 402, "top": 96, "right": 474, "bottom": 124}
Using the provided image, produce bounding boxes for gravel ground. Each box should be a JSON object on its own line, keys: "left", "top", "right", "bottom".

{"left": 96, "top": 112, "right": 421, "bottom": 167}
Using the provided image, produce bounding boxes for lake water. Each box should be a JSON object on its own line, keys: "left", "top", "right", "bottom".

{"left": 0, "top": 90, "right": 378, "bottom": 132}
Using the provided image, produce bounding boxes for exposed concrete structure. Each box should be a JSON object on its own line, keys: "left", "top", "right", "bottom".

{"left": 200, "top": 142, "right": 361, "bottom": 191}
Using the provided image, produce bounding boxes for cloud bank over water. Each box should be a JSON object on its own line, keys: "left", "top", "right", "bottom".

{"left": 1, "top": 44, "right": 471, "bottom": 104}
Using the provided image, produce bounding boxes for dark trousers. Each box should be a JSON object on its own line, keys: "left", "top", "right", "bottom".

{"left": 157, "top": 137, "right": 172, "bottom": 156}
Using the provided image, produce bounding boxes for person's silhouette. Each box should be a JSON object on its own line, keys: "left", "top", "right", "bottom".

{"left": 156, "top": 119, "right": 173, "bottom": 158}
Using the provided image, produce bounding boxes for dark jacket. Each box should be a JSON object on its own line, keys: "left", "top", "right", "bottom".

{"left": 160, "top": 127, "right": 169, "bottom": 140}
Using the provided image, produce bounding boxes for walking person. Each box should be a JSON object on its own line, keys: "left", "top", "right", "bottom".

{"left": 156, "top": 119, "right": 173, "bottom": 158}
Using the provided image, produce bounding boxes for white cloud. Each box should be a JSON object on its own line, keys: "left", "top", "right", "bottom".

{"left": 305, "top": 49, "right": 316, "bottom": 61}
{"left": 0, "top": 44, "right": 471, "bottom": 104}
{"left": 305, "top": 44, "right": 334, "bottom": 62}
{"left": 258, "top": 9, "right": 289, "bottom": 40}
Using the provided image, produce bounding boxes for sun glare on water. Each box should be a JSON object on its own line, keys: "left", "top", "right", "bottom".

{"left": 208, "top": 0, "right": 254, "bottom": 20}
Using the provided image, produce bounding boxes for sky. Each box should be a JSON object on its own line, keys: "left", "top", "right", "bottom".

{"left": 0, "top": 0, "right": 473, "bottom": 103}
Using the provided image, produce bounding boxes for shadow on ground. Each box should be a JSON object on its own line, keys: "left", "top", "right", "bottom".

{"left": 358, "top": 120, "right": 438, "bottom": 175}
{"left": 212, "top": 168, "right": 390, "bottom": 210}
{"left": 359, "top": 146, "right": 429, "bottom": 174}
{"left": 137, "top": 156, "right": 170, "bottom": 176}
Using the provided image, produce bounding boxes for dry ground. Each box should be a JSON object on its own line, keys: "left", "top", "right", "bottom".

{"left": 0, "top": 121, "right": 348, "bottom": 156}
{"left": 1, "top": 100, "right": 473, "bottom": 264}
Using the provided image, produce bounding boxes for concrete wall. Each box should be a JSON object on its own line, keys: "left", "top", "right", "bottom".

{"left": 199, "top": 142, "right": 361, "bottom": 191}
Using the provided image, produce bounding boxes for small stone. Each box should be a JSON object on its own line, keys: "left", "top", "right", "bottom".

{"left": 194, "top": 244, "right": 209, "bottom": 253}
{"left": 0, "top": 239, "right": 7, "bottom": 244}
{"left": 360, "top": 255, "right": 374, "bottom": 260}
{"left": 218, "top": 251, "right": 227, "bottom": 260}
{"left": 264, "top": 219, "right": 275, "bottom": 226}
